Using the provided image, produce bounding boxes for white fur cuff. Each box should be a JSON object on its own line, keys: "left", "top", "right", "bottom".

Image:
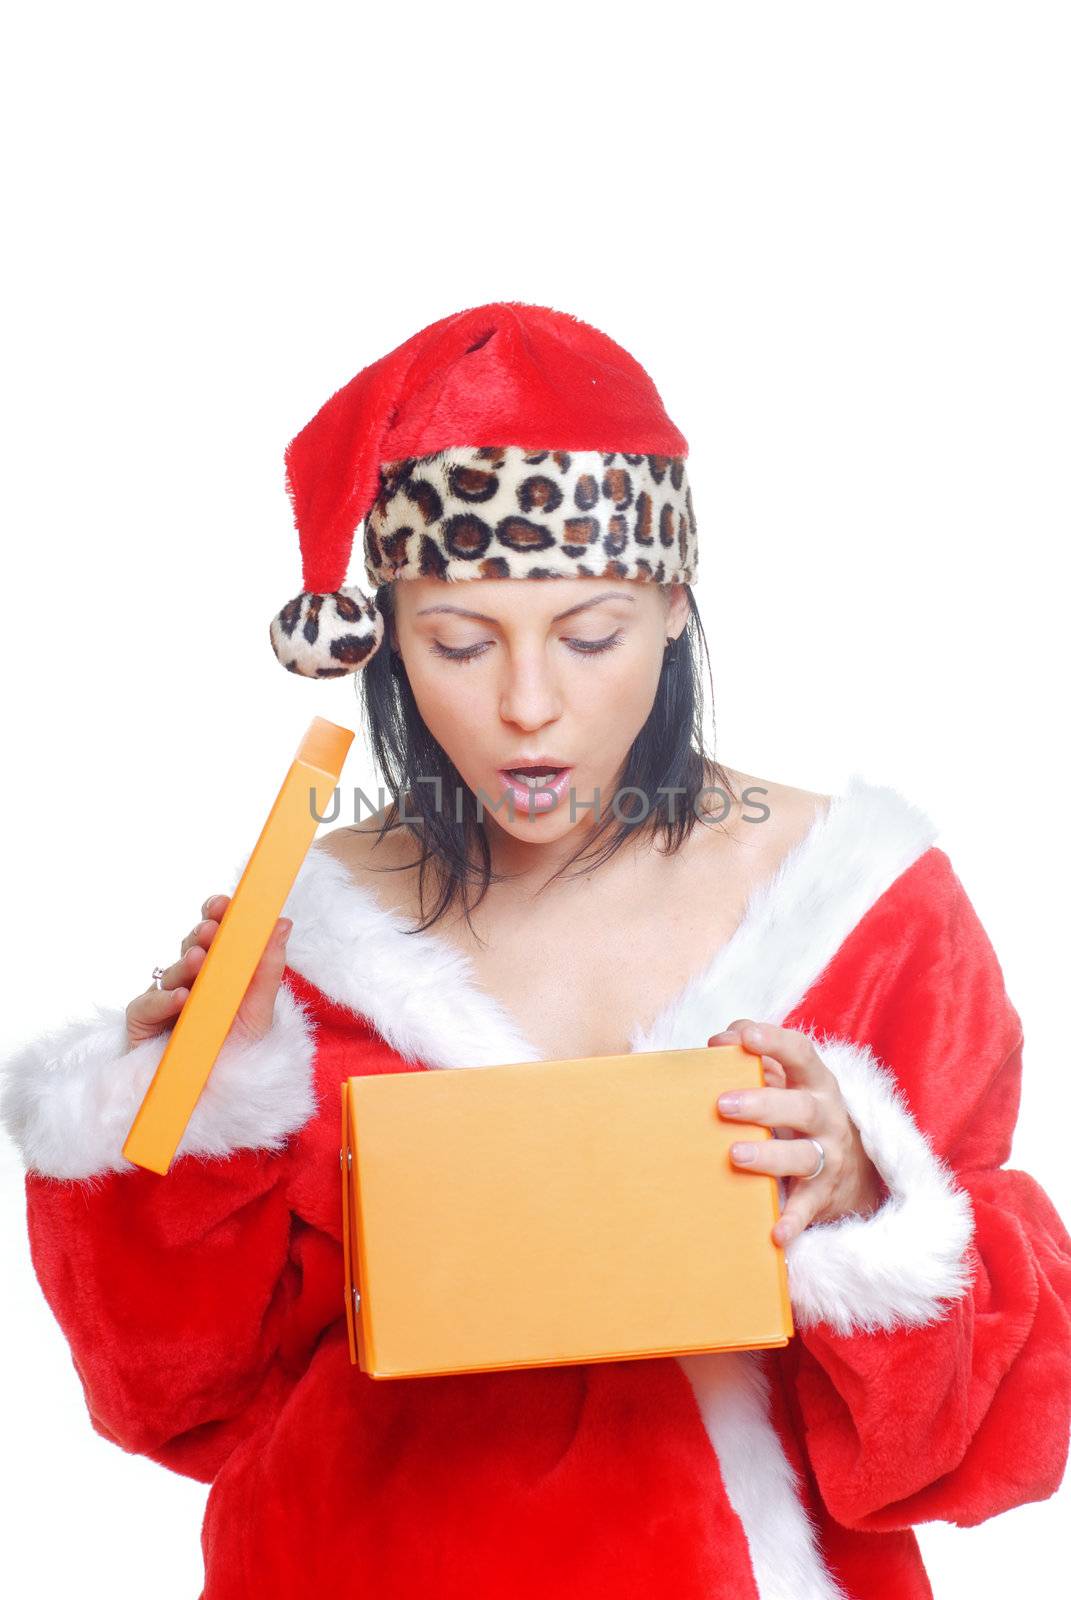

{"left": 0, "top": 982, "right": 318, "bottom": 1181}
{"left": 784, "top": 1034, "right": 976, "bottom": 1336}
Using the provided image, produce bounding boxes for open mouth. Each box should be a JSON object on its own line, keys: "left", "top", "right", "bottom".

{"left": 497, "top": 764, "right": 574, "bottom": 811}
{"left": 502, "top": 766, "right": 565, "bottom": 790}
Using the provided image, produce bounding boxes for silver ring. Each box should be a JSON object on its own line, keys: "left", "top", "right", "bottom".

{"left": 801, "top": 1137, "right": 826, "bottom": 1179}
{"left": 152, "top": 965, "right": 166, "bottom": 991}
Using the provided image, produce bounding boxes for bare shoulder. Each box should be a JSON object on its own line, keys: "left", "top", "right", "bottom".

{"left": 695, "top": 764, "right": 833, "bottom": 869}
{"left": 315, "top": 808, "right": 423, "bottom": 917}
{"left": 723, "top": 766, "right": 832, "bottom": 836}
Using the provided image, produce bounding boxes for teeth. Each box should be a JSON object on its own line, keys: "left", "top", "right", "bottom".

{"left": 507, "top": 769, "right": 561, "bottom": 788}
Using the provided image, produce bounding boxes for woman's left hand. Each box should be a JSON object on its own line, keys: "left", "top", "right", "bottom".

{"left": 707, "top": 1019, "right": 887, "bottom": 1246}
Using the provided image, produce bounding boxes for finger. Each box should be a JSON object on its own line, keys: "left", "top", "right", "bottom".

{"left": 728, "top": 1134, "right": 830, "bottom": 1178}
{"left": 180, "top": 918, "right": 218, "bottom": 957}
{"left": 760, "top": 1056, "right": 787, "bottom": 1088}
{"left": 716, "top": 1084, "right": 822, "bottom": 1135}
{"left": 237, "top": 918, "right": 292, "bottom": 1017}
{"left": 182, "top": 896, "right": 230, "bottom": 955}
{"left": 130, "top": 982, "right": 190, "bottom": 1019}
{"left": 155, "top": 941, "right": 207, "bottom": 992}
{"left": 707, "top": 1017, "right": 755, "bottom": 1045}
{"left": 724, "top": 1021, "right": 829, "bottom": 1087}
{"left": 773, "top": 1184, "right": 826, "bottom": 1246}
{"left": 708, "top": 1022, "right": 785, "bottom": 1085}
{"left": 126, "top": 982, "right": 190, "bottom": 1037}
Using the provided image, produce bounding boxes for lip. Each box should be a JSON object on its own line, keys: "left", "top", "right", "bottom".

{"left": 498, "top": 756, "right": 571, "bottom": 771}
{"left": 496, "top": 763, "right": 574, "bottom": 816}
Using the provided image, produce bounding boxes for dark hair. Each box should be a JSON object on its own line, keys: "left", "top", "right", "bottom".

{"left": 354, "top": 582, "right": 737, "bottom": 940}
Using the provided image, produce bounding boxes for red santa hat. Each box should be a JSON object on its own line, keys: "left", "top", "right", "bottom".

{"left": 270, "top": 300, "right": 697, "bottom": 677}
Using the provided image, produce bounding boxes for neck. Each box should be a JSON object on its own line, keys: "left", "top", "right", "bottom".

{"left": 482, "top": 810, "right": 608, "bottom": 893}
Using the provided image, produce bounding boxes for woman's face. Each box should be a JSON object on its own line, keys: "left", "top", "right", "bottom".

{"left": 390, "top": 577, "right": 690, "bottom": 845}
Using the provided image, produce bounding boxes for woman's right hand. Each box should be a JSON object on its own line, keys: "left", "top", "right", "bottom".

{"left": 124, "top": 894, "right": 293, "bottom": 1053}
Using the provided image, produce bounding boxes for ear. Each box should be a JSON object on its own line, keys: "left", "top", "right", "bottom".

{"left": 664, "top": 581, "right": 691, "bottom": 641}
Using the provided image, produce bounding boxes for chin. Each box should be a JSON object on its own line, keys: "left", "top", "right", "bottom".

{"left": 493, "top": 807, "right": 583, "bottom": 842}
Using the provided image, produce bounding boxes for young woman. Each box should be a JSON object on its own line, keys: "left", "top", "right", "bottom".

{"left": 5, "top": 302, "right": 1070, "bottom": 1600}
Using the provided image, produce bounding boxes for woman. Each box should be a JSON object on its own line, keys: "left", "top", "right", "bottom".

{"left": 4, "top": 302, "right": 1070, "bottom": 1600}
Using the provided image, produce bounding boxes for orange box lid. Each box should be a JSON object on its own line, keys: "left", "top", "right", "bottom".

{"left": 123, "top": 717, "right": 354, "bottom": 1174}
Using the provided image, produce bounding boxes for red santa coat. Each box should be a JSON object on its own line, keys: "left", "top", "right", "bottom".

{"left": 5, "top": 776, "right": 1071, "bottom": 1600}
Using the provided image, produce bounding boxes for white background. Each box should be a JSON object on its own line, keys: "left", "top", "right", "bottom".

{"left": 2, "top": 3, "right": 1068, "bottom": 1594}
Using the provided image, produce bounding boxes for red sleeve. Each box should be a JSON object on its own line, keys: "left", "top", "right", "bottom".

{"left": 3, "top": 980, "right": 329, "bottom": 1484}
{"left": 779, "top": 849, "right": 1071, "bottom": 1530}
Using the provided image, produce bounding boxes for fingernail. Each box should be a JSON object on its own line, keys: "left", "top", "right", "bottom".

{"left": 731, "top": 1143, "right": 756, "bottom": 1162}
{"left": 718, "top": 1093, "right": 743, "bottom": 1113}
{"left": 279, "top": 918, "right": 293, "bottom": 938}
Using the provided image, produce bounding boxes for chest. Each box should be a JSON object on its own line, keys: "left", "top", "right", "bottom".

{"left": 449, "top": 872, "right": 755, "bottom": 1060}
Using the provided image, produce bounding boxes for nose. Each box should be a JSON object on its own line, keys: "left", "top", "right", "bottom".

{"left": 498, "top": 645, "right": 564, "bottom": 733}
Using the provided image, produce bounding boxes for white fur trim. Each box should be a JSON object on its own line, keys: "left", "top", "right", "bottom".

{"left": 280, "top": 773, "right": 939, "bottom": 1071}
{"left": 279, "top": 845, "right": 541, "bottom": 1071}
{"left": 784, "top": 1034, "right": 976, "bottom": 1335}
{"left": 0, "top": 982, "right": 318, "bottom": 1181}
{"left": 677, "top": 1351, "right": 849, "bottom": 1600}
{"left": 633, "top": 773, "right": 940, "bottom": 1054}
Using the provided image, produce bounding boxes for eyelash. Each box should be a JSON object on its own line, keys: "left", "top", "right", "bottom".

{"left": 430, "top": 631, "right": 626, "bottom": 665}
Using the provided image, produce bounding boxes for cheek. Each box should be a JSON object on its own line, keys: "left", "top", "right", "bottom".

{"left": 405, "top": 663, "right": 491, "bottom": 763}
{"left": 590, "top": 646, "right": 663, "bottom": 734}
{"left": 546, "top": 647, "right": 663, "bottom": 773}
{"left": 630, "top": 643, "right": 664, "bottom": 699}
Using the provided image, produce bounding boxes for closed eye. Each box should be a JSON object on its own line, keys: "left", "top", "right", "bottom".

{"left": 430, "top": 631, "right": 625, "bottom": 665}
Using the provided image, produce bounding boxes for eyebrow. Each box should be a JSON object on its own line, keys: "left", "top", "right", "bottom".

{"left": 414, "top": 592, "right": 637, "bottom": 624}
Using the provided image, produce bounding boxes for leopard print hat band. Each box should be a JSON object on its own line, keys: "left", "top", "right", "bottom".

{"left": 271, "top": 446, "right": 698, "bottom": 679}
{"left": 269, "top": 303, "right": 696, "bottom": 679}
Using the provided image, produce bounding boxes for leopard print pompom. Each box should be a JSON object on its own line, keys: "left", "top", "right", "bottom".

{"left": 269, "top": 586, "right": 384, "bottom": 678}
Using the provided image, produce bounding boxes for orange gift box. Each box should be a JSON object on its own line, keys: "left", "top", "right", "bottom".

{"left": 341, "top": 1043, "right": 793, "bottom": 1379}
